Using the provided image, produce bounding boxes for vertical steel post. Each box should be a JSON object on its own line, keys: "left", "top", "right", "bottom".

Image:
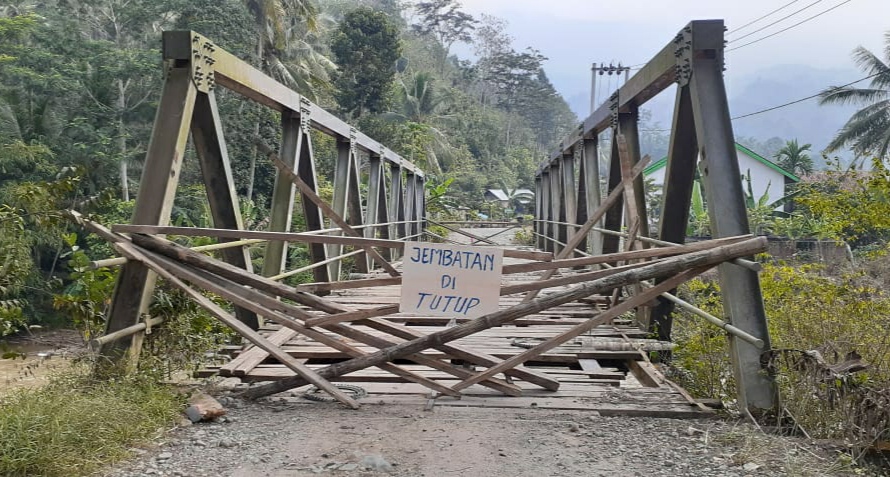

{"left": 548, "top": 162, "right": 562, "bottom": 254}
{"left": 405, "top": 172, "right": 417, "bottom": 239}
{"left": 389, "top": 163, "right": 404, "bottom": 258}
{"left": 581, "top": 137, "right": 603, "bottom": 255}
{"left": 540, "top": 169, "right": 552, "bottom": 252}
{"left": 688, "top": 21, "right": 776, "bottom": 412}
{"left": 602, "top": 129, "right": 623, "bottom": 254}
{"left": 346, "top": 142, "right": 366, "bottom": 273}
{"left": 365, "top": 154, "right": 388, "bottom": 266}
{"left": 328, "top": 137, "right": 352, "bottom": 280}
{"left": 261, "top": 110, "right": 300, "bottom": 279}
{"left": 561, "top": 149, "right": 578, "bottom": 257}
{"left": 534, "top": 176, "right": 544, "bottom": 250}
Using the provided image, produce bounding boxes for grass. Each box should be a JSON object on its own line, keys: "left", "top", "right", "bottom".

{"left": 0, "top": 366, "right": 183, "bottom": 477}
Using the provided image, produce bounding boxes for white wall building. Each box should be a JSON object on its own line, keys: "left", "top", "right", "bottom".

{"left": 644, "top": 143, "right": 799, "bottom": 210}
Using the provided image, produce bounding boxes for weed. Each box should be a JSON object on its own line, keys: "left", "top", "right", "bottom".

{"left": 0, "top": 366, "right": 183, "bottom": 476}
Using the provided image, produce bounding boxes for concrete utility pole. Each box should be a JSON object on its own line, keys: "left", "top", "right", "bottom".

{"left": 590, "top": 62, "right": 632, "bottom": 113}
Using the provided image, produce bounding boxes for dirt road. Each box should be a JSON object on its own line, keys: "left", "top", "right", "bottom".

{"left": 105, "top": 392, "right": 853, "bottom": 477}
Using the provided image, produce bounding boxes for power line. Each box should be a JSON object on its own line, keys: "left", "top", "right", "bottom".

{"left": 728, "top": 0, "right": 825, "bottom": 43}
{"left": 729, "top": 0, "right": 802, "bottom": 34}
{"left": 727, "top": 0, "right": 854, "bottom": 52}
{"left": 731, "top": 72, "right": 879, "bottom": 120}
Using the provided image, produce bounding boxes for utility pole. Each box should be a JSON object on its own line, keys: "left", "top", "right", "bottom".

{"left": 589, "top": 62, "right": 632, "bottom": 113}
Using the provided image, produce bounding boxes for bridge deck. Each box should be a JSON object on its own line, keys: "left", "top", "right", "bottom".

{"left": 201, "top": 244, "right": 714, "bottom": 418}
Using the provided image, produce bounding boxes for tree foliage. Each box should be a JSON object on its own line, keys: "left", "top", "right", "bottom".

{"left": 774, "top": 139, "right": 813, "bottom": 176}
{"left": 819, "top": 33, "right": 890, "bottom": 160}
{"left": 331, "top": 7, "right": 402, "bottom": 117}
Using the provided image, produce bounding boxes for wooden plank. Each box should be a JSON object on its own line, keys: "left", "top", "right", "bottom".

{"left": 113, "top": 241, "right": 361, "bottom": 409}
{"left": 130, "top": 233, "right": 557, "bottom": 392}
{"left": 296, "top": 277, "right": 401, "bottom": 293}
{"left": 449, "top": 267, "right": 708, "bottom": 392}
{"left": 501, "top": 235, "right": 749, "bottom": 274}
{"left": 244, "top": 238, "right": 769, "bottom": 398}
{"left": 114, "top": 224, "right": 547, "bottom": 260}
{"left": 303, "top": 304, "right": 399, "bottom": 328}
{"left": 220, "top": 328, "right": 297, "bottom": 376}
{"left": 626, "top": 359, "right": 662, "bottom": 388}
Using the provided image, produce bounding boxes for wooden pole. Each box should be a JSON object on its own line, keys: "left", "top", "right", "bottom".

{"left": 243, "top": 237, "right": 769, "bottom": 398}
{"left": 113, "top": 241, "right": 361, "bottom": 409}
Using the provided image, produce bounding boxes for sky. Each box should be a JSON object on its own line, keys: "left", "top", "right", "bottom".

{"left": 454, "top": 0, "right": 888, "bottom": 120}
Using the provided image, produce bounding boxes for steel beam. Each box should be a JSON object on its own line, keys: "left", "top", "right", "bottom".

{"left": 261, "top": 111, "right": 300, "bottom": 279}
{"left": 294, "top": 127, "right": 330, "bottom": 284}
{"left": 688, "top": 20, "right": 776, "bottom": 412}
{"left": 561, "top": 150, "right": 578, "bottom": 257}
{"left": 602, "top": 129, "right": 623, "bottom": 254}
{"left": 548, "top": 163, "right": 562, "bottom": 255}
{"left": 648, "top": 85, "right": 699, "bottom": 341}
{"left": 191, "top": 91, "right": 259, "bottom": 329}
{"left": 540, "top": 170, "right": 552, "bottom": 252}
{"left": 328, "top": 137, "right": 352, "bottom": 280}
{"left": 161, "top": 31, "right": 422, "bottom": 178}
{"left": 389, "top": 164, "right": 404, "bottom": 258}
{"left": 581, "top": 137, "right": 603, "bottom": 255}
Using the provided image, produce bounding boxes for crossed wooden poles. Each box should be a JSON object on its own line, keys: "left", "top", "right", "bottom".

{"left": 75, "top": 128, "right": 769, "bottom": 408}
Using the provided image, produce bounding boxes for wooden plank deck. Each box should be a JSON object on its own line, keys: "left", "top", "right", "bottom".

{"left": 201, "top": 246, "right": 714, "bottom": 418}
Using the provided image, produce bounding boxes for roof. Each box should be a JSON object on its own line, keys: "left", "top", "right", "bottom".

{"left": 643, "top": 143, "right": 801, "bottom": 182}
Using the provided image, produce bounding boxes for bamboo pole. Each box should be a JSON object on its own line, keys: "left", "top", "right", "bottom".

{"left": 88, "top": 316, "right": 165, "bottom": 350}
{"left": 89, "top": 238, "right": 266, "bottom": 269}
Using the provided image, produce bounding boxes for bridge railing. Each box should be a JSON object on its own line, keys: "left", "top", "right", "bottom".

{"left": 97, "top": 31, "right": 424, "bottom": 369}
{"left": 534, "top": 20, "right": 776, "bottom": 412}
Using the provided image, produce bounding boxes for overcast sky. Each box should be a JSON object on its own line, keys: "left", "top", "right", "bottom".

{"left": 455, "top": 0, "right": 888, "bottom": 117}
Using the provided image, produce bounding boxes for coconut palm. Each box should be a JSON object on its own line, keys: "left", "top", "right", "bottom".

{"left": 774, "top": 139, "right": 814, "bottom": 176}
{"left": 819, "top": 34, "right": 890, "bottom": 160}
{"left": 386, "top": 71, "right": 457, "bottom": 172}
{"left": 243, "top": 0, "right": 334, "bottom": 96}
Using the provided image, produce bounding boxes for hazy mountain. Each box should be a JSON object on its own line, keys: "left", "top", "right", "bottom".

{"left": 564, "top": 64, "right": 862, "bottom": 167}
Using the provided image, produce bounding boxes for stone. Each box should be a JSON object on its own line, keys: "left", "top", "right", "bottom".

{"left": 360, "top": 454, "right": 393, "bottom": 472}
{"left": 340, "top": 463, "right": 359, "bottom": 471}
{"left": 157, "top": 452, "right": 173, "bottom": 461}
{"left": 742, "top": 463, "right": 761, "bottom": 472}
{"left": 185, "top": 391, "right": 227, "bottom": 423}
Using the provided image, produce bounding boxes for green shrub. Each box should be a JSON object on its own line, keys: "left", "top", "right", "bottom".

{"left": 672, "top": 262, "right": 890, "bottom": 444}
{"left": 0, "top": 369, "right": 183, "bottom": 476}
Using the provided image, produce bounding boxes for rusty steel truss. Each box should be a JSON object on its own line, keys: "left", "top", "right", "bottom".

{"left": 533, "top": 20, "right": 777, "bottom": 412}
{"left": 100, "top": 31, "right": 425, "bottom": 369}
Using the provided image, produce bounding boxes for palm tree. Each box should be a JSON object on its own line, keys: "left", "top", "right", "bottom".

{"left": 774, "top": 139, "right": 814, "bottom": 176}
{"left": 819, "top": 34, "right": 890, "bottom": 160}
{"left": 242, "top": 0, "right": 334, "bottom": 201}
{"left": 386, "top": 71, "right": 457, "bottom": 172}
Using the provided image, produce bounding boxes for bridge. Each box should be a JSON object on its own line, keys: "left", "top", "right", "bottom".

{"left": 83, "top": 20, "right": 775, "bottom": 415}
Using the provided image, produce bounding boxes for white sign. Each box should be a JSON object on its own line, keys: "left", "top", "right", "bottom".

{"left": 399, "top": 241, "right": 504, "bottom": 319}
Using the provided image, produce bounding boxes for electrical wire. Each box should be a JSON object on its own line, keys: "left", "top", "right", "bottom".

{"left": 729, "top": 0, "right": 802, "bottom": 33}
{"left": 730, "top": 72, "right": 879, "bottom": 120}
{"left": 728, "top": 0, "right": 825, "bottom": 42}
{"left": 727, "top": 0, "right": 854, "bottom": 52}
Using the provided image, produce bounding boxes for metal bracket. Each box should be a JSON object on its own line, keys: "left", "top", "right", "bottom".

{"left": 673, "top": 26, "right": 693, "bottom": 86}
{"left": 142, "top": 313, "right": 153, "bottom": 335}
{"left": 191, "top": 34, "right": 216, "bottom": 93}
{"left": 299, "top": 97, "right": 312, "bottom": 133}
{"left": 349, "top": 128, "right": 358, "bottom": 155}
{"left": 608, "top": 91, "right": 620, "bottom": 128}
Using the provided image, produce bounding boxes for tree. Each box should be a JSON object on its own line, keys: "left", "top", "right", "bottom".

{"left": 819, "top": 33, "right": 890, "bottom": 160}
{"left": 774, "top": 139, "right": 814, "bottom": 176}
{"left": 412, "top": 0, "right": 477, "bottom": 69}
{"left": 331, "top": 7, "right": 401, "bottom": 118}
{"left": 386, "top": 71, "right": 456, "bottom": 171}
